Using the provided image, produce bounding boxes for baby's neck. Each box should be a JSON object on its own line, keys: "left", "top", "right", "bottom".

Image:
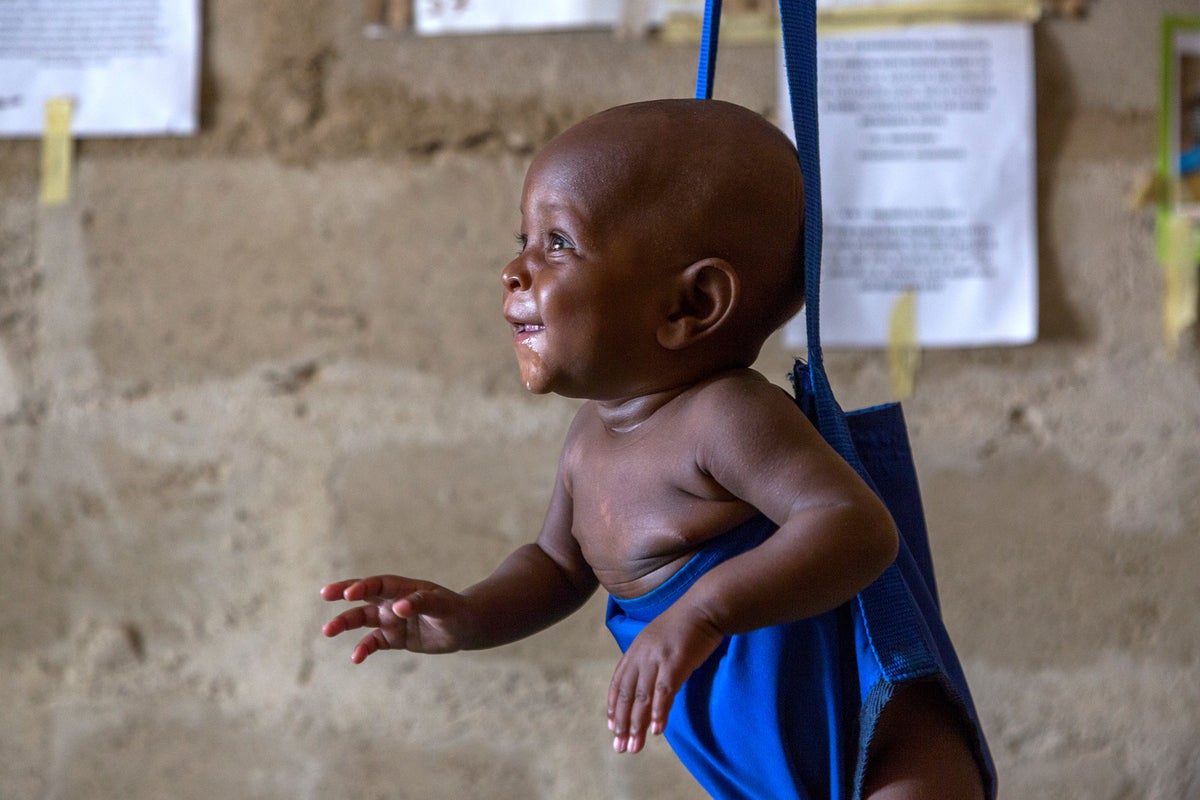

{"left": 590, "top": 367, "right": 754, "bottom": 434}
{"left": 592, "top": 383, "right": 695, "bottom": 434}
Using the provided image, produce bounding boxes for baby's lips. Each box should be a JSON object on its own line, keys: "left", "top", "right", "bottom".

{"left": 503, "top": 308, "right": 543, "bottom": 330}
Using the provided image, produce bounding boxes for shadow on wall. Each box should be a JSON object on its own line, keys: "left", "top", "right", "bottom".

{"left": 1033, "top": 24, "right": 1085, "bottom": 342}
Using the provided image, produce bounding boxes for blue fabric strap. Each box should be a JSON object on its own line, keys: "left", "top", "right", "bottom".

{"left": 696, "top": 1, "right": 853, "bottom": 468}
{"left": 695, "top": 0, "right": 723, "bottom": 99}
{"left": 695, "top": 0, "right": 872, "bottom": 562}
{"left": 775, "top": 0, "right": 938, "bottom": 685}
{"left": 775, "top": 0, "right": 867, "bottom": 481}
{"left": 777, "top": 0, "right": 823, "bottom": 354}
{"left": 696, "top": 1, "right": 823, "bottom": 352}
{"left": 690, "top": 10, "right": 998, "bottom": 797}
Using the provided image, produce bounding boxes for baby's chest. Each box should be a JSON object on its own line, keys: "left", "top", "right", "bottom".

{"left": 570, "top": 435, "right": 711, "bottom": 505}
{"left": 566, "top": 445, "right": 739, "bottom": 553}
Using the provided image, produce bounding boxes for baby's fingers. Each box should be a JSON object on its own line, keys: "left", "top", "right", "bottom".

{"left": 608, "top": 663, "right": 659, "bottom": 754}
{"left": 320, "top": 579, "right": 361, "bottom": 601}
{"left": 322, "top": 575, "right": 411, "bottom": 604}
{"left": 391, "top": 586, "right": 457, "bottom": 621}
{"left": 650, "top": 680, "right": 675, "bottom": 738}
{"left": 322, "top": 604, "right": 380, "bottom": 638}
{"left": 350, "top": 629, "right": 394, "bottom": 664}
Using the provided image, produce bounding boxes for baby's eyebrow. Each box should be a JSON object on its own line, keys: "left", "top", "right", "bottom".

{"left": 521, "top": 197, "right": 577, "bottom": 215}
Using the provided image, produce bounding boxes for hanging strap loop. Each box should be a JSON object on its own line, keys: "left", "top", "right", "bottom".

{"left": 777, "top": 0, "right": 823, "bottom": 360}
{"left": 695, "top": 0, "right": 861, "bottom": 473}
{"left": 691, "top": 16, "right": 1000, "bottom": 796}
{"left": 694, "top": 0, "right": 823, "bottom": 364}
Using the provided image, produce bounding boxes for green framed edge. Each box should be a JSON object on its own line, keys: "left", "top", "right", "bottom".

{"left": 1158, "top": 15, "right": 1200, "bottom": 262}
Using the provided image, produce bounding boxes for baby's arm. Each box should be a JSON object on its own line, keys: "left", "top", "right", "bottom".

{"left": 608, "top": 376, "right": 899, "bottom": 753}
{"left": 322, "top": 462, "right": 597, "bottom": 661}
{"left": 680, "top": 379, "right": 898, "bottom": 627}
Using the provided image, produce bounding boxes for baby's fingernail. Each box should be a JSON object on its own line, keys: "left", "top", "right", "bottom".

{"left": 613, "top": 737, "right": 625, "bottom": 753}
{"left": 607, "top": 718, "right": 614, "bottom": 731}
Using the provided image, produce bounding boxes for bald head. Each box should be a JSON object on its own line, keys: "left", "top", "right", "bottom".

{"left": 530, "top": 99, "right": 806, "bottom": 357}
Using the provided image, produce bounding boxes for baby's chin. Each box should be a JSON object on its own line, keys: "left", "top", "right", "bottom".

{"left": 515, "top": 366, "right": 552, "bottom": 395}
{"left": 521, "top": 376, "right": 589, "bottom": 400}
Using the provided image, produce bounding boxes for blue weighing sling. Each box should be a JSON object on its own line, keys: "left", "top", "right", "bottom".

{"left": 606, "top": 2, "right": 998, "bottom": 798}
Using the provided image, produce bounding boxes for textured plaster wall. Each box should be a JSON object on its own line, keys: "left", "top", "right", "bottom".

{"left": 2, "top": 1, "right": 1199, "bottom": 798}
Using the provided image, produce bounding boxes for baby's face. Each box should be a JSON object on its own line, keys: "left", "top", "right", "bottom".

{"left": 500, "top": 145, "right": 676, "bottom": 400}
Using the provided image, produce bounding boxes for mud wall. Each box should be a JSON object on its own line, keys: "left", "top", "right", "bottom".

{"left": 1, "top": 1, "right": 1198, "bottom": 798}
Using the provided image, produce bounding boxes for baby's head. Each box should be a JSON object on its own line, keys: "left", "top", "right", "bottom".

{"left": 502, "top": 99, "right": 805, "bottom": 399}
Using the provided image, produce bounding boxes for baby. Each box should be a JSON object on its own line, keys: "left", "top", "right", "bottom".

{"left": 322, "top": 99, "right": 988, "bottom": 799}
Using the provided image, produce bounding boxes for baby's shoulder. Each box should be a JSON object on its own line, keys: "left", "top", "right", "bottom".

{"left": 676, "top": 369, "right": 817, "bottom": 455}
{"left": 683, "top": 368, "right": 795, "bottom": 416}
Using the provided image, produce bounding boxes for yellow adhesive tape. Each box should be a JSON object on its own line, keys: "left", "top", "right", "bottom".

{"left": 662, "top": 0, "right": 1041, "bottom": 41}
{"left": 39, "top": 97, "right": 74, "bottom": 207}
{"left": 1162, "top": 213, "right": 1199, "bottom": 356}
{"left": 818, "top": 0, "right": 1041, "bottom": 33}
{"left": 888, "top": 289, "right": 920, "bottom": 401}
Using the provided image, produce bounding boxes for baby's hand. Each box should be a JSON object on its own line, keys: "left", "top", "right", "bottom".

{"left": 607, "top": 606, "right": 725, "bottom": 754}
{"left": 321, "top": 575, "right": 473, "bottom": 662}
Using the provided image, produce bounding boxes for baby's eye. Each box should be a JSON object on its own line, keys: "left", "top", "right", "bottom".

{"left": 548, "top": 233, "right": 574, "bottom": 251}
{"left": 514, "top": 233, "right": 527, "bottom": 254}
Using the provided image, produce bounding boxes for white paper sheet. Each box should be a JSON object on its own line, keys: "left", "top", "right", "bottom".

{"left": 0, "top": 0, "right": 200, "bottom": 137}
{"left": 414, "top": 0, "right": 627, "bottom": 35}
{"left": 780, "top": 21, "right": 1038, "bottom": 348}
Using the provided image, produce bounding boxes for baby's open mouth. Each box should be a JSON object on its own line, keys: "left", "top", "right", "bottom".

{"left": 512, "top": 323, "right": 545, "bottom": 334}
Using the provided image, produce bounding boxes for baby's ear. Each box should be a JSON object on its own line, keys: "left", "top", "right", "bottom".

{"left": 657, "top": 258, "right": 739, "bottom": 350}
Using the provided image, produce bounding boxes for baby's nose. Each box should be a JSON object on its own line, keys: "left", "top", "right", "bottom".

{"left": 501, "top": 260, "right": 529, "bottom": 291}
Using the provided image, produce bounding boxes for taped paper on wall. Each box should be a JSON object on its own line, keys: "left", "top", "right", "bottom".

{"left": 1157, "top": 17, "right": 1200, "bottom": 353}
{"left": 1165, "top": 20, "right": 1200, "bottom": 215}
{"left": 0, "top": 0, "right": 199, "bottom": 138}
{"left": 781, "top": 20, "right": 1038, "bottom": 348}
{"left": 414, "top": 0, "right": 625, "bottom": 35}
